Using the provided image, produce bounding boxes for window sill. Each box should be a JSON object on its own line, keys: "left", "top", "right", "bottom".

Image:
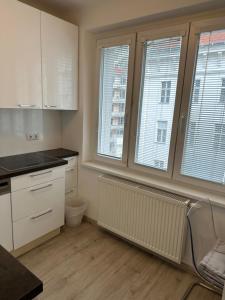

{"left": 82, "top": 160, "right": 225, "bottom": 209}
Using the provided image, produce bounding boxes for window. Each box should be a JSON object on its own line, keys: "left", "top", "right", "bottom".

{"left": 161, "top": 81, "right": 171, "bottom": 103}
{"left": 180, "top": 28, "right": 225, "bottom": 185}
{"left": 154, "top": 160, "right": 165, "bottom": 169}
{"left": 96, "top": 20, "right": 225, "bottom": 192}
{"left": 112, "top": 103, "right": 125, "bottom": 113}
{"left": 156, "top": 121, "right": 167, "bottom": 143}
{"left": 97, "top": 43, "right": 130, "bottom": 159}
{"left": 192, "top": 79, "right": 201, "bottom": 103}
{"left": 214, "top": 124, "right": 225, "bottom": 150}
{"left": 220, "top": 78, "right": 225, "bottom": 102}
{"left": 134, "top": 35, "right": 183, "bottom": 171}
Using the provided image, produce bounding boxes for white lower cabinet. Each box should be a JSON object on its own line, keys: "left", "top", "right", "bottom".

{"left": 11, "top": 166, "right": 65, "bottom": 250}
{"left": 0, "top": 194, "right": 13, "bottom": 251}
{"left": 64, "top": 157, "right": 78, "bottom": 203}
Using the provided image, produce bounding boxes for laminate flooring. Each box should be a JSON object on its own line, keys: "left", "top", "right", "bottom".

{"left": 19, "top": 222, "right": 221, "bottom": 300}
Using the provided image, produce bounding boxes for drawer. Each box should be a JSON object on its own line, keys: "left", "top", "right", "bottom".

{"left": 65, "top": 167, "right": 77, "bottom": 193}
{"left": 13, "top": 202, "right": 64, "bottom": 250}
{"left": 11, "top": 166, "right": 65, "bottom": 192}
{"left": 65, "top": 188, "right": 77, "bottom": 205}
{"left": 11, "top": 177, "right": 65, "bottom": 222}
{"left": 64, "top": 156, "right": 77, "bottom": 171}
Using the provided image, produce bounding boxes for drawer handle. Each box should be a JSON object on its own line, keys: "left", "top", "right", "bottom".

{"left": 30, "top": 184, "right": 53, "bottom": 192}
{"left": 30, "top": 170, "right": 53, "bottom": 178}
{"left": 30, "top": 209, "right": 53, "bottom": 220}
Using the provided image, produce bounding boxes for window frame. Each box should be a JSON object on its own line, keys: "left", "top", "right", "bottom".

{"left": 128, "top": 24, "right": 190, "bottom": 179}
{"left": 94, "top": 34, "right": 136, "bottom": 166}
{"left": 173, "top": 17, "right": 225, "bottom": 192}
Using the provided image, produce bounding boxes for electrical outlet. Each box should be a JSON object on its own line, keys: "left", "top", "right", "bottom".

{"left": 26, "top": 133, "right": 40, "bottom": 141}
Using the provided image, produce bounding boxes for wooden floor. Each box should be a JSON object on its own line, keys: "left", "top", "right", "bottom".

{"left": 19, "top": 222, "right": 221, "bottom": 300}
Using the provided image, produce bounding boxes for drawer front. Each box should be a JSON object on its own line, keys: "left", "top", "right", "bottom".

{"left": 13, "top": 202, "right": 64, "bottom": 249}
{"left": 12, "top": 177, "right": 65, "bottom": 222}
{"left": 11, "top": 166, "right": 65, "bottom": 192}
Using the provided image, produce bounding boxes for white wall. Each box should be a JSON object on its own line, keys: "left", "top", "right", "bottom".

{"left": 0, "top": 110, "right": 62, "bottom": 157}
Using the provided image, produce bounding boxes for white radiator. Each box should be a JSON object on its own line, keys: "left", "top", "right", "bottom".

{"left": 98, "top": 175, "right": 190, "bottom": 263}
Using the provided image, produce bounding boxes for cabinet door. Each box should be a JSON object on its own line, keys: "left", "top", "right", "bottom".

{"left": 0, "top": 194, "right": 13, "bottom": 251}
{"left": 41, "top": 12, "right": 78, "bottom": 110}
{"left": 0, "top": 0, "right": 42, "bottom": 109}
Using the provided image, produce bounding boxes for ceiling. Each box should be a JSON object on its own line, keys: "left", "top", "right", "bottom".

{"left": 23, "top": 0, "right": 96, "bottom": 11}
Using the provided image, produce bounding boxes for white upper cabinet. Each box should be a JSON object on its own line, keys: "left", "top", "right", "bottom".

{"left": 41, "top": 12, "right": 78, "bottom": 110}
{"left": 0, "top": 0, "right": 42, "bottom": 109}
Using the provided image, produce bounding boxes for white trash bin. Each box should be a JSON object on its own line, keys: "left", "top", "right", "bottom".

{"left": 66, "top": 198, "right": 87, "bottom": 227}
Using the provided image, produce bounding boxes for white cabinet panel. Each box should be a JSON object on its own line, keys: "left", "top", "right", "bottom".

{"left": 13, "top": 177, "right": 65, "bottom": 249}
{"left": 0, "top": 0, "right": 42, "bottom": 109}
{"left": 11, "top": 178, "right": 65, "bottom": 222}
{"left": 65, "top": 188, "right": 77, "bottom": 205}
{"left": 64, "top": 157, "right": 78, "bottom": 194}
{"left": 65, "top": 169, "right": 77, "bottom": 194}
{"left": 41, "top": 12, "right": 78, "bottom": 110}
{"left": 0, "top": 194, "right": 13, "bottom": 251}
{"left": 11, "top": 166, "right": 65, "bottom": 192}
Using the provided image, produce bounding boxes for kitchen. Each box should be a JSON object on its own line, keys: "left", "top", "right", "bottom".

{"left": 0, "top": 0, "right": 80, "bottom": 298}
{"left": 1, "top": 0, "right": 225, "bottom": 299}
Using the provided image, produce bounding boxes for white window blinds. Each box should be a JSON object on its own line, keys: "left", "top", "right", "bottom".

{"left": 181, "top": 29, "right": 225, "bottom": 184}
{"left": 97, "top": 45, "right": 129, "bottom": 159}
{"left": 135, "top": 36, "right": 182, "bottom": 171}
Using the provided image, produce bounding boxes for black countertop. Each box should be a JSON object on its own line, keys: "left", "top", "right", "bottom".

{"left": 39, "top": 148, "right": 79, "bottom": 159}
{"left": 0, "top": 148, "right": 78, "bottom": 180}
{"left": 0, "top": 245, "right": 43, "bottom": 300}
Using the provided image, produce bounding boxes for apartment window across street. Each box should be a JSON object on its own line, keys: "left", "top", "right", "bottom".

{"left": 220, "top": 78, "right": 225, "bottom": 102}
{"left": 188, "top": 122, "right": 197, "bottom": 146}
{"left": 214, "top": 124, "right": 225, "bottom": 151}
{"left": 192, "top": 79, "right": 201, "bottom": 103}
{"left": 161, "top": 81, "right": 171, "bottom": 103}
{"left": 154, "top": 160, "right": 165, "bottom": 169}
{"left": 96, "top": 19, "right": 225, "bottom": 191}
{"left": 156, "top": 121, "right": 167, "bottom": 143}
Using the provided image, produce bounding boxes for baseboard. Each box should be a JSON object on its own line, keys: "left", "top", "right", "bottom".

{"left": 11, "top": 228, "right": 61, "bottom": 258}
{"left": 83, "top": 215, "right": 98, "bottom": 226}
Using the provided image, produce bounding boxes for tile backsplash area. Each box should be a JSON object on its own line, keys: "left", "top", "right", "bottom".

{"left": 0, "top": 109, "right": 62, "bottom": 157}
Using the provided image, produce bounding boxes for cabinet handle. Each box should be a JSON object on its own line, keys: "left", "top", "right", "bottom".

{"left": 30, "top": 170, "right": 52, "bottom": 178}
{"left": 30, "top": 209, "right": 53, "bottom": 220}
{"left": 30, "top": 184, "right": 53, "bottom": 192}
{"left": 44, "top": 104, "right": 57, "bottom": 108}
{"left": 17, "top": 104, "right": 37, "bottom": 108}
